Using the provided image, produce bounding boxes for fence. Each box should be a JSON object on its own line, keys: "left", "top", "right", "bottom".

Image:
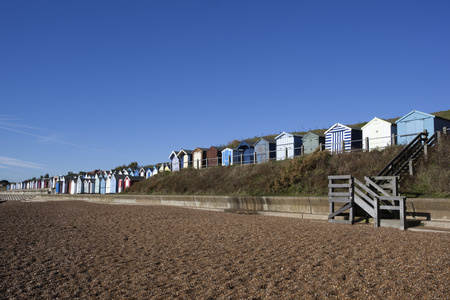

{"left": 179, "top": 128, "right": 448, "bottom": 170}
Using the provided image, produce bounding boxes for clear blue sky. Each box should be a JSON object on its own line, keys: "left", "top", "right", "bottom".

{"left": 1, "top": 0, "right": 449, "bottom": 182}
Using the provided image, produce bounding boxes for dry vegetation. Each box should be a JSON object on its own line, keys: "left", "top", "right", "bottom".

{"left": 126, "top": 136, "right": 450, "bottom": 197}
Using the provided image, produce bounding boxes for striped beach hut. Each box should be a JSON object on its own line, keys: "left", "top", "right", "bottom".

{"left": 396, "top": 110, "right": 450, "bottom": 144}
{"left": 325, "top": 123, "right": 362, "bottom": 153}
{"left": 275, "top": 132, "right": 303, "bottom": 160}
{"left": 362, "top": 117, "right": 397, "bottom": 150}
{"left": 254, "top": 138, "right": 276, "bottom": 163}
{"left": 302, "top": 132, "right": 325, "bottom": 155}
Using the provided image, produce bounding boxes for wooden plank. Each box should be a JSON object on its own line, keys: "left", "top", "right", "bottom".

{"left": 354, "top": 195, "right": 374, "bottom": 217}
{"left": 328, "top": 183, "right": 352, "bottom": 188}
{"left": 329, "top": 197, "right": 351, "bottom": 203}
{"left": 365, "top": 176, "right": 391, "bottom": 197}
{"left": 329, "top": 203, "right": 351, "bottom": 218}
{"left": 380, "top": 205, "right": 400, "bottom": 211}
{"left": 379, "top": 196, "right": 404, "bottom": 201}
{"left": 354, "top": 178, "right": 379, "bottom": 198}
{"left": 328, "top": 175, "right": 352, "bottom": 180}
{"left": 372, "top": 176, "right": 398, "bottom": 181}
{"left": 329, "top": 192, "right": 351, "bottom": 197}
{"left": 354, "top": 188, "right": 375, "bottom": 205}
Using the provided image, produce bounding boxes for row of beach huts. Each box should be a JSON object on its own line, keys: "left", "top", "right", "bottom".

{"left": 6, "top": 110, "right": 450, "bottom": 194}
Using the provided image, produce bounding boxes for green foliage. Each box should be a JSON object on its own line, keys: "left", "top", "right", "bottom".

{"left": 113, "top": 161, "right": 139, "bottom": 172}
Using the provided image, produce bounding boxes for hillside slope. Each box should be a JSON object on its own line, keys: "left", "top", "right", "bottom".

{"left": 126, "top": 135, "right": 450, "bottom": 198}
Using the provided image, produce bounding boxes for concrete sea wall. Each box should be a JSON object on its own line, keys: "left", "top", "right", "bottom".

{"left": 1, "top": 191, "right": 449, "bottom": 227}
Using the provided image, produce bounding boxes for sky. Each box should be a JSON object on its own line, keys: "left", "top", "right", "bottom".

{"left": 1, "top": 0, "right": 449, "bottom": 182}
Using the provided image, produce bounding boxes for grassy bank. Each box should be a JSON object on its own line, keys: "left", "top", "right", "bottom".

{"left": 126, "top": 135, "right": 449, "bottom": 198}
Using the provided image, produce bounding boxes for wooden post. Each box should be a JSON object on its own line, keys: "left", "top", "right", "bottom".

{"left": 391, "top": 133, "right": 396, "bottom": 146}
{"left": 365, "top": 137, "right": 369, "bottom": 152}
{"left": 374, "top": 195, "right": 380, "bottom": 228}
{"left": 301, "top": 145, "right": 304, "bottom": 156}
{"left": 437, "top": 130, "right": 441, "bottom": 142}
{"left": 349, "top": 176, "right": 354, "bottom": 224}
{"left": 319, "top": 143, "right": 323, "bottom": 152}
{"left": 328, "top": 176, "right": 334, "bottom": 221}
{"left": 341, "top": 140, "right": 345, "bottom": 153}
{"left": 399, "top": 197, "right": 406, "bottom": 230}
{"left": 443, "top": 127, "right": 447, "bottom": 136}
{"left": 254, "top": 152, "right": 256, "bottom": 164}
{"left": 393, "top": 176, "right": 399, "bottom": 196}
{"left": 424, "top": 143, "right": 428, "bottom": 158}
{"left": 409, "top": 160, "right": 413, "bottom": 175}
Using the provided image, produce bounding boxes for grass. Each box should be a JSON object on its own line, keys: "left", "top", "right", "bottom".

{"left": 125, "top": 136, "right": 449, "bottom": 198}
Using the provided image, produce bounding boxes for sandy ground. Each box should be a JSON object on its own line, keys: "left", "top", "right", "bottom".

{"left": 0, "top": 200, "right": 449, "bottom": 299}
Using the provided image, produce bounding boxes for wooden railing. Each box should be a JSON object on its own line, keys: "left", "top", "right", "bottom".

{"left": 328, "top": 175, "right": 406, "bottom": 230}
{"left": 378, "top": 131, "right": 429, "bottom": 176}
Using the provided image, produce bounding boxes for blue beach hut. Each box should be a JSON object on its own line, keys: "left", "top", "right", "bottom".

{"left": 254, "top": 138, "right": 276, "bottom": 163}
{"left": 396, "top": 110, "right": 450, "bottom": 144}
{"left": 236, "top": 141, "right": 256, "bottom": 164}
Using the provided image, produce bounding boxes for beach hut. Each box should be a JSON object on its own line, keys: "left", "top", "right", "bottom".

{"left": 76, "top": 176, "right": 84, "bottom": 194}
{"left": 124, "top": 175, "right": 144, "bottom": 190}
{"left": 145, "top": 168, "right": 153, "bottom": 178}
{"left": 302, "top": 132, "right": 325, "bottom": 155}
{"left": 117, "top": 176, "right": 124, "bottom": 193}
{"left": 100, "top": 176, "right": 106, "bottom": 194}
{"left": 169, "top": 151, "right": 180, "bottom": 172}
{"left": 177, "top": 149, "right": 193, "bottom": 169}
{"left": 207, "top": 146, "right": 225, "bottom": 167}
{"left": 254, "top": 138, "right": 276, "bottom": 163}
{"left": 237, "top": 141, "right": 256, "bottom": 164}
{"left": 362, "top": 117, "right": 397, "bottom": 150}
{"left": 396, "top": 110, "right": 450, "bottom": 144}
{"left": 158, "top": 163, "right": 170, "bottom": 172}
{"left": 221, "top": 148, "right": 240, "bottom": 166}
{"left": 55, "top": 181, "right": 61, "bottom": 194}
{"left": 69, "top": 177, "right": 77, "bottom": 194}
{"left": 110, "top": 174, "right": 122, "bottom": 194}
{"left": 275, "top": 132, "right": 303, "bottom": 160}
{"left": 94, "top": 174, "right": 101, "bottom": 194}
{"left": 325, "top": 123, "right": 362, "bottom": 154}
{"left": 105, "top": 174, "right": 112, "bottom": 194}
{"left": 192, "top": 147, "right": 208, "bottom": 169}
{"left": 83, "top": 178, "right": 95, "bottom": 194}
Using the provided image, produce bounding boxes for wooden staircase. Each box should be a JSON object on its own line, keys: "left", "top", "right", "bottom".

{"left": 378, "top": 130, "right": 439, "bottom": 177}
{"left": 328, "top": 175, "right": 406, "bottom": 230}
{"left": 328, "top": 129, "right": 447, "bottom": 230}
